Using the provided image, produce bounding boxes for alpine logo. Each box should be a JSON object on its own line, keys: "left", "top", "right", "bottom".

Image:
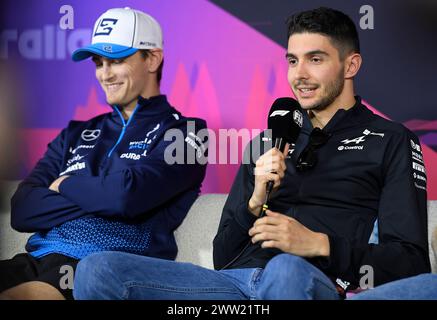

{"left": 337, "top": 129, "right": 384, "bottom": 151}
{"left": 270, "top": 110, "right": 290, "bottom": 117}
{"left": 341, "top": 136, "right": 366, "bottom": 145}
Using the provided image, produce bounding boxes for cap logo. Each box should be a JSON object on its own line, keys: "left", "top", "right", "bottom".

{"left": 103, "top": 45, "right": 113, "bottom": 52}
{"left": 140, "top": 41, "right": 157, "bottom": 47}
{"left": 94, "top": 18, "right": 118, "bottom": 36}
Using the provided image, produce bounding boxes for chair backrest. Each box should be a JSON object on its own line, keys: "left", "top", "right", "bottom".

{"left": 174, "top": 195, "right": 437, "bottom": 273}
{"left": 0, "top": 181, "right": 29, "bottom": 260}
{"left": 174, "top": 194, "right": 226, "bottom": 269}
{"left": 428, "top": 201, "right": 437, "bottom": 273}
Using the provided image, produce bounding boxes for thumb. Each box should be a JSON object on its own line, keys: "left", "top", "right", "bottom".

{"left": 283, "top": 143, "right": 290, "bottom": 156}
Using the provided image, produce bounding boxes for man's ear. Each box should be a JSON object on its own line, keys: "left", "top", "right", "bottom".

{"left": 147, "top": 50, "right": 163, "bottom": 73}
{"left": 344, "top": 53, "right": 362, "bottom": 79}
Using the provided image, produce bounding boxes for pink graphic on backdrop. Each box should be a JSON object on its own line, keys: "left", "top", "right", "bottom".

{"left": 404, "top": 120, "right": 437, "bottom": 131}
{"left": 73, "top": 87, "right": 112, "bottom": 121}
{"left": 168, "top": 62, "right": 234, "bottom": 193}
{"left": 244, "top": 66, "right": 270, "bottom": 130}
{"left": 419, "top": 133, "right": 437, "bottom": 146}
{"left": 244, "top": 62, "right": 295, "bottom": 130}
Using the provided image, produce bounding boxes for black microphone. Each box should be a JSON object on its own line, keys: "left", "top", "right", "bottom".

{"left": 260, "top": 97, "right": 303, "bottom": 216}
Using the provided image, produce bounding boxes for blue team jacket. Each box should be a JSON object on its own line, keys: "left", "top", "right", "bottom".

{"left": 11, "top": 95, "right": 207, "bottom": 260}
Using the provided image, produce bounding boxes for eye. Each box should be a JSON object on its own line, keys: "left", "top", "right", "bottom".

{"left": 92, "top": 58, "right": 102, "bottom": 68}
{"left": 112, "top": 59, "right": 124, "bottom": 65}
{"left": 310, "top": 56, "right": 322, "bottom": 63}
{"left": 287, "top": 58, "right": 297, "bottom": 66}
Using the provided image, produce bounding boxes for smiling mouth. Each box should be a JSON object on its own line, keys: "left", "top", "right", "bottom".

{"left": 296, "top": 86, "right": 317, "bottom": 97}
{"left": 297, "top": 86, "right": 317, "bottom": 92}
{"left": 106, "top": 83, "right": 123, "bottom": 92}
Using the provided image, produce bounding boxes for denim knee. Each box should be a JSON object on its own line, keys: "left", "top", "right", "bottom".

{"left": 73, "top": 251, "right": 125, "bottom": 300}
{"left": 256, "top": 254, "right": 339, "bottom": 300}
{"left": 256, "top": 254, "right": 308, "bottom": 298}
{"left": 264, "top": 254, "right": 309, "bottom": 282}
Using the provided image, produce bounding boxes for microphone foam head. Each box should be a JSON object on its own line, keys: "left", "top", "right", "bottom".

{"left": 268, "top": 97, "right": 303, "bottom": 144}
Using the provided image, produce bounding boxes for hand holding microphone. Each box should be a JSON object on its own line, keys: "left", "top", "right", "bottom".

{"left": 249, "top": 147, "right": 288, "bottom": 216}
{"left": 248, "top": 97, "right": 303, "bottom": 217}
{"left": 247, "top": 98, "right": 330, "bottom": 257}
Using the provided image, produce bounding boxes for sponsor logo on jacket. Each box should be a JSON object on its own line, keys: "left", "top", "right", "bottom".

{"left": 337, "top": 129, "right": 384, "bottom": 151}
{"left": 120, "top": 153, "right": 141, "bottom": 160}
{"left": 69, "top": 144, "right": 95, "bottom": 154}
{"left": 81, "top": 129, "right": 101, "bottom": 141}
{"left": 123, "top": 124, "right": 161, "bottom": 159}
{"left": 59, "top": 161, "right": 86, "bottom": 176}
{"left": 410, "top": 139, "right": 426, "bottom": 190}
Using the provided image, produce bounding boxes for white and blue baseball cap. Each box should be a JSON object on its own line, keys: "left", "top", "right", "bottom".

{"left": 72, "top": 7, "right": 163, "bottom": 62}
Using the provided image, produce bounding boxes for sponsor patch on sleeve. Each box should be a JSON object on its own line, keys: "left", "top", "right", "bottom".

{"left": 410, "top": 139, "right": 427, "bottom": 190}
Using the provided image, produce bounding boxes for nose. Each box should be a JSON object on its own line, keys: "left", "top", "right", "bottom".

{"left": 294, "top": 61, "right": 309, "bottom": 81}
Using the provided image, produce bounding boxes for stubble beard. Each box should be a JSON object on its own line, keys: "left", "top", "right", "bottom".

{"left": 297, "top": 68, "right": 345, "bottom": 112}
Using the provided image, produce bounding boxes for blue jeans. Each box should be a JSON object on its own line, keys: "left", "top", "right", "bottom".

{"left": 349, "top": 273, "right": 437, "bottom": 300}
{"left": 73, "top": 252, "right": 340, "bottom": 300}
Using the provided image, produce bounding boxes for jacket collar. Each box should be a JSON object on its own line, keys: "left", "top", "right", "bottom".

{"left": 110, "top": 95, "right": 172, "bottom": 125}
{"left": 301, "top": 96, "right": 374, "bottom": 134}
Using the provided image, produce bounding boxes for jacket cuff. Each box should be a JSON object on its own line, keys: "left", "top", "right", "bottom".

{"left": 310, "top": 234, "right": 349, "bottom": 275}
{"left": 234, "top": 200, "right": 258, "bottom": 232}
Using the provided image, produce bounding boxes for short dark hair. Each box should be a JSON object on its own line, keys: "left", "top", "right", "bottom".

{"left": 140, "top": 49, "right": 164, "bottom": 85}
{"left": 286, "top": 7, "right": 360, "bottom": 59}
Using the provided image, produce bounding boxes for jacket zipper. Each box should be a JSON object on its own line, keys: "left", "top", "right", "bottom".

{"left": 107, "top": 104, "right": 140, "bottom": 158}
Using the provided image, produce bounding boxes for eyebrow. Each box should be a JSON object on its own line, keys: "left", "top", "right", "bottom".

{"left": 285, "top": 50, "right": 329, "bottom": 59}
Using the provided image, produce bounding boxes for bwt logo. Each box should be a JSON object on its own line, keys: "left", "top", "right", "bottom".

{"left": 94, "top": 18, "right": 118, "bottom": 36}
{"left": 1, "top": 5, "right": 91, "bottom": 60}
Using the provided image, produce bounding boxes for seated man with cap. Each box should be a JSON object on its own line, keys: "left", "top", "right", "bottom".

{"left": 0, "top": 7, "right": 207, "bottom": 300}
